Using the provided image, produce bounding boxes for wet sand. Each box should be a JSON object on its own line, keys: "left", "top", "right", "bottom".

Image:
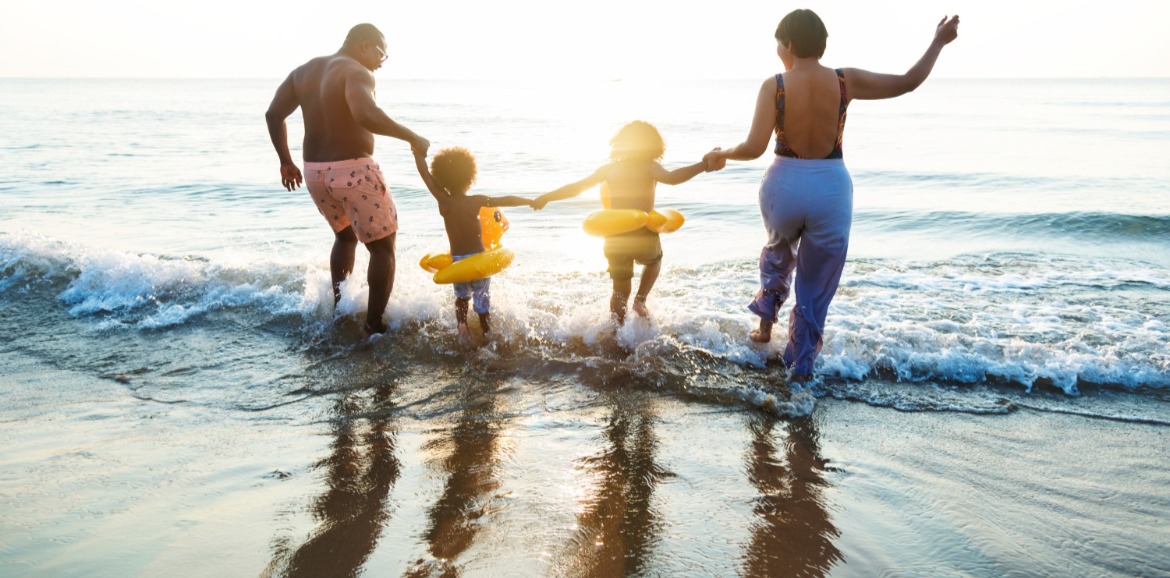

{"left": 2, "top": 347, "right": 1169, "bottom": 577}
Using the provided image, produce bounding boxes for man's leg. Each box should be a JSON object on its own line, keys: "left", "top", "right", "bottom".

{"left": 331, "top": 227, "right": 358, "bottom": 306}
{"left": 364, "top": 233, "right": 396, "bottom": 334}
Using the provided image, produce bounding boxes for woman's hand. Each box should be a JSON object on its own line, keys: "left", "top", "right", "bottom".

{"left": 934, "top": 15, "right": 960, "bottom": 46}
{"left": 703, "top": 148, "right": 727, "bottom": 172}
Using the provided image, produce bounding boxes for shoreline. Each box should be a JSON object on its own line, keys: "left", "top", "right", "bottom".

{"left": 3, "top": 348, "right": 1168, "bottom": 577}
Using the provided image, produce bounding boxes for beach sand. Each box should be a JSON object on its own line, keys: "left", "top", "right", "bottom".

{"left": 2, "top": 344, "right": 1168, "bottom": 578}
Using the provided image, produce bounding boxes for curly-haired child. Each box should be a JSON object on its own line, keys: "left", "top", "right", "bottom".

{"left": 414, "top": 147, "right": 534, "bottom": 339}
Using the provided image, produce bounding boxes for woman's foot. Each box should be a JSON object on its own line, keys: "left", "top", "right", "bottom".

{"left": 749, "top": 319, "right": 773, "bottom": 343}
{"left": 786, "top": 371, "right": 813, "bottom": 384}
{"left": 362, "top": 319, "right": 387, "bottom": 339}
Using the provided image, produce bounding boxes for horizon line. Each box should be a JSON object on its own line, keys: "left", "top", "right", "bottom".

{"left": 3, "top": 75, "right": 1170, "bottom": 82}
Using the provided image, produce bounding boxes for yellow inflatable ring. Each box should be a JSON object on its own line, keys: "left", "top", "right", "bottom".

{"left": 419, "top": 252, "right": 453, "bottom": 273}
{"left": 430, "top": 246, "right": 515, "bottom": 284}
{"left": 583, "top": 208, "right": 685, "bottom": 236}
{"left": 583, "top": 209, "right": 648, "bottom": 236}
{"left": 646, "top": 208, "right": 685, "bottom": 233}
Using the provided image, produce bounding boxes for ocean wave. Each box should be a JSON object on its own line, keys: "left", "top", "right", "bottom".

{"left": 856, "top": 209, "right": 1170, "bottom": 243}
{"left": 3, "top": 233, "right": 1168, "bottom": 401}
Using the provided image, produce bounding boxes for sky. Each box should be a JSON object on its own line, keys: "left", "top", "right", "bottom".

{"left": 1, "top": 0, "right": 1167, "bottom": 80}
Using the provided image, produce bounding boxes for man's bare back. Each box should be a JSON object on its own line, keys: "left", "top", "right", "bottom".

{"left": 291, "top": 55, "right": 380, "bottom": 162}
{"left": 265, "top": 24, "right": 428, "bottom": 187}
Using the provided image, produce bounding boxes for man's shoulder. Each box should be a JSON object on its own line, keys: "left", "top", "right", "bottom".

{"left": 294, "top": 55, "right": 368, "bottom": 79}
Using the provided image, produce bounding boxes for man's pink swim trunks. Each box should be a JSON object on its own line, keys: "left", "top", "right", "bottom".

{"left": 304, "top": 158, "right": 398, "bottom": 243}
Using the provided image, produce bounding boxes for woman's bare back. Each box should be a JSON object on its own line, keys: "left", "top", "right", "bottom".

{"left": 778, "top": 65, "right": 846, "bottom": 159}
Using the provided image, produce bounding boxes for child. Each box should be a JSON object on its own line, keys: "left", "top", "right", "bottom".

{"left": 414, "top": 147, "right": 534, "bottom": 340}
{"left": 533, "top": 121, "right": 718, "bottom": 325}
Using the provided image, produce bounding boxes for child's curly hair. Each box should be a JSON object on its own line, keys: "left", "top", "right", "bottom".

{"left": 430, "top": 147, "right": 478, "bottom": 194}
{"left": 609, "top": 120, "right": 665, "bottom": 163}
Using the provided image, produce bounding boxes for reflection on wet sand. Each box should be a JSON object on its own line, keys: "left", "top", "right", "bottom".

{"left": 742, "top": 415, "right": 842, "bottom": 577}
{"left": 265, "top": 383, "right": 401, "bottom": 578}
{"left": 406, "top": 378, "right": 505, "bottom": 577}
{"left": 557, "top": 391, "right": 667, "bottom": 577}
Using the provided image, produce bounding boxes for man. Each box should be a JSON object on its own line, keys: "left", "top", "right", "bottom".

{"left": 265, "top": 23, "right": 428, "bottom": 336}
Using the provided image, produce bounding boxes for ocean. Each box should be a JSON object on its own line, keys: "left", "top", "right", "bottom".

{"left": 2, "top": 77, "right": 1169, "bottom": 576}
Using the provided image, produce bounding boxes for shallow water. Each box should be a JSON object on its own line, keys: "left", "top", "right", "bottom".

{"left": 2, "top": 77, "right": 1170, "bottom": 575}
{"left": 3, "top": 344, "right": 1169, "bottom": 577}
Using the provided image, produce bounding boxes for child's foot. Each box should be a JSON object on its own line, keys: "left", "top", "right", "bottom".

{"left": 632, "top": 296, "right": 650, "bottom": 318}
{"left": 749, "top": 319, "right": 773, "bottom": 343}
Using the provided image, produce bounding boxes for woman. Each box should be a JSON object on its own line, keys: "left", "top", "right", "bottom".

{"left": 705, "top": 10, "right": 960, "bottom": 378}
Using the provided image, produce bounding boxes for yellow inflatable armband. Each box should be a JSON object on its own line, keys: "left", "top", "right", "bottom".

{"left": 479, "top": 206, "right": 509, "bottom": 250}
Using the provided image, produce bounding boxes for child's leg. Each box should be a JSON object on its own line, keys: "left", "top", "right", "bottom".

{"left": 603, "top": 237, "right": 637, "bottom": 326}
{"left": 454, "top": 282, "right": 471, "bottom": 336}
{"left": 632, "top": 256, "right": 662, "bottom": 317}
{"left": 455, "top": 297, "right": 470, "bottom": 334}
{"left": 471, "top": 278, "right": 492, "bottom": 334}
{"left": 610, "top": 275, "right": 632, "bottom": 325}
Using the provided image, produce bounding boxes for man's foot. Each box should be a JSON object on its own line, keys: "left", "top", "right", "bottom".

{"left": 457, "top": 322, "right": 470, "bottom": 339}
{"left": 632, "top": 296, "right": 650, "bottom": 318}
{"left": 749, "top": 319, "right": 773, "bottom": 343}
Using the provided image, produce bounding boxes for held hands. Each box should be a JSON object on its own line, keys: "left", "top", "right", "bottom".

{"left": 934, "top": 15, "right": 960, "bottom": 46}
{"left": 531, "top": 195, "right": 550, "bottom": 211}
{"left": 703, "top": 148, "right": 727, "bottom": 172}
{"left": 279, "top": 162, "right": 303, "bottom": 191}
{"left": 411, "top": 135, "right": 430, "bottom": 158}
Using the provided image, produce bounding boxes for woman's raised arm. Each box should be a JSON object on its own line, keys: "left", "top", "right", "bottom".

{"left": 844, "top": 15, "right": 960, "bottom": 101}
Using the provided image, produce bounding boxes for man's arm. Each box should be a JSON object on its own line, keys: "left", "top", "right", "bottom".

{"left": 265, "top": 72, "right": 303, "bottom": 191}
{"left": 532, "top": 166, "right": 607, "bottom": 210}
{"left": 412, "top": 150, "right": 449, "bottom": 203}
{"left": 344, "top": 67, "right": 429, "bottom": 154}
{"left": 652, "top": 160, "right": 708, "bottom": 186}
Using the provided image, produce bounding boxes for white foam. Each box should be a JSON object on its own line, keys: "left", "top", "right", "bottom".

{"left": 4, "top": 232, "right": 1168, "bottom": 390}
